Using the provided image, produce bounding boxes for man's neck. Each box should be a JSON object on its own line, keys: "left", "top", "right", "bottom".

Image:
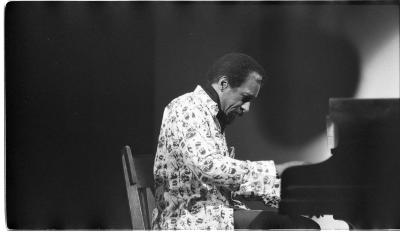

{"left": 200, "top": 81, "right": 228, "bottom": 132}
{"left": 201, "top": 82, "right": 221, "bottom": 108}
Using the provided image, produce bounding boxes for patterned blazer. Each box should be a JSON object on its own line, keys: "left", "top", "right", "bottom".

{"left": 152, "top": 85, "right": 280, "bottom": 230}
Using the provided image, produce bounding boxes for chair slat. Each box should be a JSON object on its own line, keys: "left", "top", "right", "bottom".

{"left": 121, "top": 145, "right": 156, "bottom": 230}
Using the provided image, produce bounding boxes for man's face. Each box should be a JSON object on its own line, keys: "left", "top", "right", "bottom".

{"left": 220, "top": 72, "right": 261, "bottom": 123}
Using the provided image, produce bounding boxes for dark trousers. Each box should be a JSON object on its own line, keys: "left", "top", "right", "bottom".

{"left": 234, "top": 210, "right": 320, "bottom": 230}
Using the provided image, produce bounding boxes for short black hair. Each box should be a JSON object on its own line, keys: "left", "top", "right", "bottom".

{"left": 206, "top": 53, "right": 266, "bottom": 87}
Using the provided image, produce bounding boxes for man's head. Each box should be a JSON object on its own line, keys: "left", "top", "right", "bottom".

{"left": 207, "top": 53, "right": 266, "bottom": 124}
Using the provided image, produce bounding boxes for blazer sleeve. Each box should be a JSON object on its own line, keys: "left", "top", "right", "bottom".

{"left": 163, "top": 103, "right": 280, "bottom": 201}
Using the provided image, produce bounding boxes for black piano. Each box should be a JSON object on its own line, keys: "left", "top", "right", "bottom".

{"left": 279, "top": 98, "right": 400, "bottom": 229}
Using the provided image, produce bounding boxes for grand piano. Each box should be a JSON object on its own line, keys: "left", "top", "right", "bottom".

{"left": 279, "top": 98, "right": 400, "bottom": 229}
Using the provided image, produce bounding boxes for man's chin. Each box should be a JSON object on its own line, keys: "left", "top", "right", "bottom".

{"left": 226, "top": 113, "right": 239, "bottom": 125}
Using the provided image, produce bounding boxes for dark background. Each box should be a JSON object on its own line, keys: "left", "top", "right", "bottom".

{"left": 6, "top": 2, "right": 155, "bottom": 229}
{"left": 5, "top": 1, "right": 399, "bottom": 229}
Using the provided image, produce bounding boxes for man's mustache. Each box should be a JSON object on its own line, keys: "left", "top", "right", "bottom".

{"left": 225, "top": 111, "right": 243, "bottom": 124}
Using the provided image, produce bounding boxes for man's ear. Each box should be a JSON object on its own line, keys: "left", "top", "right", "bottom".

{"left": 218, "top": 76, "right": 229, "bottom": 92}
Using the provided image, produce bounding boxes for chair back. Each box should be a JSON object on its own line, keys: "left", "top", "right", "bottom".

{"left": 121, "top": 145, "right": 155, "bottom": 230}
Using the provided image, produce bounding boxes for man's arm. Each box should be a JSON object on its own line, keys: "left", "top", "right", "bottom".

{"left": 165, "top": 104, "right": 279, "bottom": 195}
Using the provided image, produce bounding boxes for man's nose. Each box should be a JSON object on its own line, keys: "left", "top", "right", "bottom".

{"left": 241, "top": 102, "right": 250, "bottom": 113}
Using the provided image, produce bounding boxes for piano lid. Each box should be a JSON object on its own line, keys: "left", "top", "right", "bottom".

{"left": 279, "top": 98, "right": 400, "bottom": 229}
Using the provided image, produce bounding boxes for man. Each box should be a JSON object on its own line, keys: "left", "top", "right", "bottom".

{"left": 152, "top": 53, "right": 309, "bottom": 230}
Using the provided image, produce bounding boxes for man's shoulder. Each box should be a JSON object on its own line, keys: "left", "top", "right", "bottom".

{"left": 165, "top": 89, "right": 205, "bottom": 114}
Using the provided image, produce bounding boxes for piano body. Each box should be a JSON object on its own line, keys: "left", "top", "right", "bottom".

{"left": 279, "top": 98, "right": 400, "bottom": 229}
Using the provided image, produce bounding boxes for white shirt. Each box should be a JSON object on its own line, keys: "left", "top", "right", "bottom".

{"left": 152, "top": 85, "right": 280, "bottom": 230}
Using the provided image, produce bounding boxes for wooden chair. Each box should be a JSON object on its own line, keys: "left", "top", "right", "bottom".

{"left": 121, "top": 145, "right": 156, "bottom": 230}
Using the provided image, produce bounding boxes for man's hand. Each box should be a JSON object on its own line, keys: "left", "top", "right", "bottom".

{"left": 276, "top": 161, "right": 308, "bottom": 177}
